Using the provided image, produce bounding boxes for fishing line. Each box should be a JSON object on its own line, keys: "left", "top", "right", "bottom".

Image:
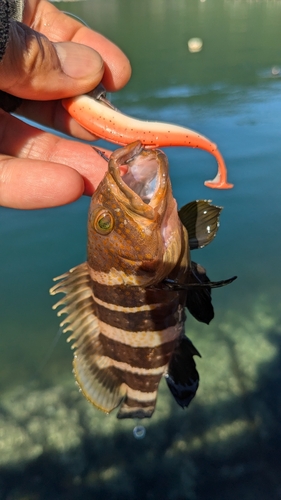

{"left": 92, "top": 146, "right": 110, "bottom": 162}
{"left": 60, "top": 16, "right": 114, "bottom": 106}
{"left": 38, "top": 327, "right": 64, "bottom": 373}
{"left": 61, "top": 11, "right": 90, "bottom": 28}
{"left": 158, "top": 275, "right": 237, "bottom": 291}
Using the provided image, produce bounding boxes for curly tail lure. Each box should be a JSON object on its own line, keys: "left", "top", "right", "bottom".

{"left": 62, "top": 84, "right": 233, "bottom": 190}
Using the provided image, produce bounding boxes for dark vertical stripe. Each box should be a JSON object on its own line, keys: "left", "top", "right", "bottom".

{"left": 99, "top": 333, "right": 177, "bottom": 369}
{"left": 95, "top": 301, "right": 182, "bottom": 331}
{"left": 91, "top": 281, "right": 181, "bottom": 308}
{"left": 115, "top": 368, "right": 161, "bottom": 392}
{"left": 124, "top": 398, "right": 156, "bottom": 408}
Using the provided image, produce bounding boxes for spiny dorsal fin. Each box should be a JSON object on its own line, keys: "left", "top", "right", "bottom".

{"left": 178, "top": 200, "right": 222, "bottom": 249}
{"left": 50, "top": 263, "right": 125, "bottom": 413}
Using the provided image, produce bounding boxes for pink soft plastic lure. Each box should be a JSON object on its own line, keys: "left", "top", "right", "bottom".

{"left": 62, "top": 90, "right": 233, "bottom": 189}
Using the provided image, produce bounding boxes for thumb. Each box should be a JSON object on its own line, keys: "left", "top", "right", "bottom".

{"left": 0, "top": 21, "right": 104, "bottom": 100}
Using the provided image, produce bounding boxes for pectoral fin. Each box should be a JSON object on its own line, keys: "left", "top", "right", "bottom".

{"left": 165, "top": 336, "right": 200, "bottom": 409}
{"left": 178, "top": 200, "right": 222, "bottom": 249}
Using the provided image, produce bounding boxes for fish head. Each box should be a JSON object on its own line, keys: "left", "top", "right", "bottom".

{"left": 87, "top": 141, "right": 189, "bottom": 286}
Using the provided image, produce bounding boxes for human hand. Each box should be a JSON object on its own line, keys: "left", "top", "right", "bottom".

{"left": 0, "top": 0, "right": 131, "bottom": 209}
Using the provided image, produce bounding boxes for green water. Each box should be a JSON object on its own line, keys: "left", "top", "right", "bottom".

{"left": 1, "top": 1, "right": 281, "bottom": 498}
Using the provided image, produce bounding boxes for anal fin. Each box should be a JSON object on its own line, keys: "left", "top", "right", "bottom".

{"left": 165, "top": 336, "right": 200, "bottom": 409}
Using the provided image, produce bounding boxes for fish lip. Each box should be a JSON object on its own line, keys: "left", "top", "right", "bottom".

{"left": 108, "top": 141, "right": 169, "bottom": 220}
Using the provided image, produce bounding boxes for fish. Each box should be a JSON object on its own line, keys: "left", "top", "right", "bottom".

{"left": 50, "top": 141, "right": 236, "bottom": 419}
{"left": 62, "top": 84, "right": 233, "bottom": 190}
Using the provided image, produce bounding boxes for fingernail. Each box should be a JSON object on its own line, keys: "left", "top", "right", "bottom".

{"left": 55, "top": 42, "right": 104, "bottom": 79}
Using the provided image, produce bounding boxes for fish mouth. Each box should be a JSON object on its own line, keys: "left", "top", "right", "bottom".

{"left": 108, "top": 141, "right": 169, "bottom": 220}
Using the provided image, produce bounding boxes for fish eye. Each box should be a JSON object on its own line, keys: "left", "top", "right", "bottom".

{"left": 92, "top": 209, "right": 114, "bottom": 235}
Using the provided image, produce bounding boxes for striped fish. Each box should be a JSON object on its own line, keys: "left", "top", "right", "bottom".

{"left": 50, "top": 141, "right": 235, "bottom": 419}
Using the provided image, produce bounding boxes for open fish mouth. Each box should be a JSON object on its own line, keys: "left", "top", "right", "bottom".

{"left": 108, "top": 141, "right": 169, "bottom": 219}
{"left": 122, "top": 152, "right": 159, "bottom": 204}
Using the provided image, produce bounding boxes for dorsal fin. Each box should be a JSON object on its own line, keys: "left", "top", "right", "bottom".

{"left": 50, "top": 263, "right": 125, "bottom": 413}
{"left": 74, "top": 341, "right": 126, "bottom": 413}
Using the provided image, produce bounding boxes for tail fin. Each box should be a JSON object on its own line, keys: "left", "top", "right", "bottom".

{"left": 117, "top": 397, "right": 156, "bottom": 419}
